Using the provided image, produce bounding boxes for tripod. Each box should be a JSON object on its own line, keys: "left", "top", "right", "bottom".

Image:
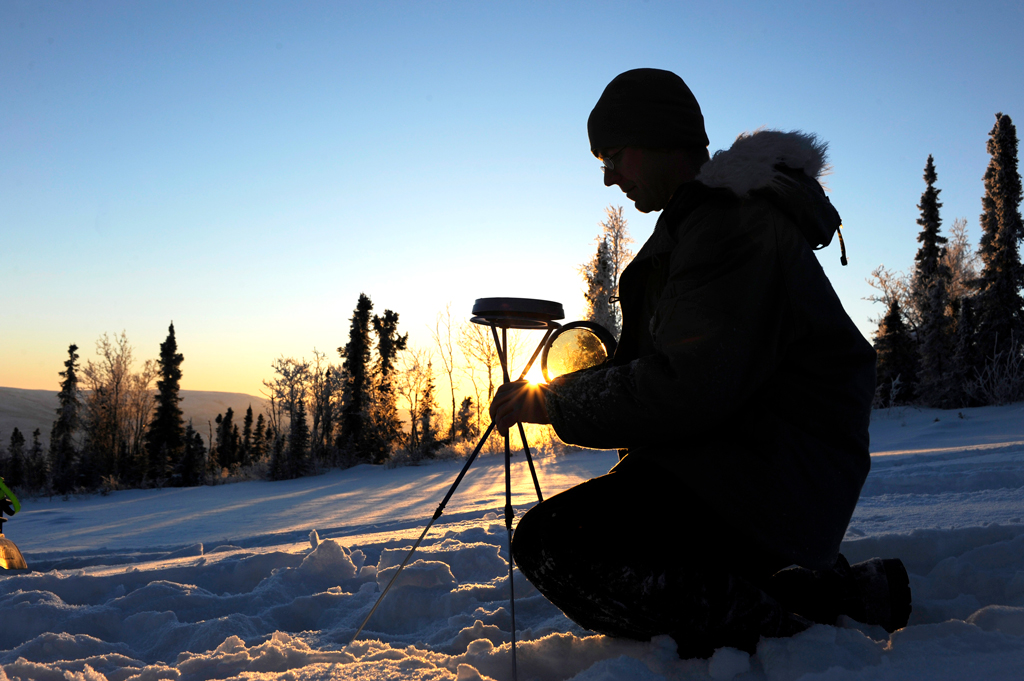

{"left": 350, "top": 298, "right": 564, "bottom": 681}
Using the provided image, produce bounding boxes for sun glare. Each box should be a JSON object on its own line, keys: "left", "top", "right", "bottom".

{"left": 524, "top": 362, "right": 546, "bottom": 385}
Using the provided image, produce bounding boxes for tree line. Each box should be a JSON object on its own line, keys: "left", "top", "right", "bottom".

{"left": 0, "top": 205, "right": 634, "bottom": 496}
{"left": 871, "top": 113, "right": 1024, "bottom": 408}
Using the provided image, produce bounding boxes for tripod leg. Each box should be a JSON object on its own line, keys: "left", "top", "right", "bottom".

{"left": 513, "top": 328, "right": 552, "bottom": 503}
{"left": 505, "top": 420, "right": 519, "bottom": 681}
{"left": 349, "top": 422, "right": 495, "bottom": 646}
{"left": 516, "top": 421, "right": 543, "bottom": 503}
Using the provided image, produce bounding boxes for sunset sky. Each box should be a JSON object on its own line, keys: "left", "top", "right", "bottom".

{"left": 4, "top": 1, "right": 1024, "bottom": 397}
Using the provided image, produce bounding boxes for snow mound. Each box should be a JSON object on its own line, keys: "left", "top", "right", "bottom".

{"left": 3, "top": 407, "right": 1024, "bottom": 679}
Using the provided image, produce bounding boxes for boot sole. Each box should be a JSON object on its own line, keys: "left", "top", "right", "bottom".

{"left": 881, "top": 558, "right": 912, "bottom": 633}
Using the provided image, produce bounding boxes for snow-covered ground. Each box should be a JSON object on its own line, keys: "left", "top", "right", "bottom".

{"left": 3, "top": 404, "right": 1024, "bottom": 680}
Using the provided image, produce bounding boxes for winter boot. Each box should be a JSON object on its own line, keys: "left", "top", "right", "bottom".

{"left": 670, "top": 574, "right": 814, "bottom": 659}
{"left": 766, "top": 554, "right": 912, "bottom": 633}
{"left": 841, "top": 556, "right": 912, "bottom": 633}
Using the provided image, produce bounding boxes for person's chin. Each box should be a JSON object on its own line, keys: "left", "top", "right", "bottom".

{"left": 631, "top": 199, "right": 654, "bottom": 213}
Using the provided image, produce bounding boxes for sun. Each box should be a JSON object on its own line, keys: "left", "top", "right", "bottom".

{"left": 523, "top": 362, "right": 547, "bottom": 385}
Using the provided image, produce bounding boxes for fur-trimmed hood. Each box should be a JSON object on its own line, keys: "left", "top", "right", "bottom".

{"left": 695, "top": 130, "right": 843, "bottom": 254}
{"left": 696, "top": 129, "right": 829, "bottom": 196}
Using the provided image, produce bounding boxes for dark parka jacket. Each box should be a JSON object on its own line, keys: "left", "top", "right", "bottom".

{"left": 545, "top": 131, "right": 876, "bottom": 570}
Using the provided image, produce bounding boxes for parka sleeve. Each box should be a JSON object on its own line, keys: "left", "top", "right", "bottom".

{"left": 544, "top": 200, "right": 798, "bottom": 450}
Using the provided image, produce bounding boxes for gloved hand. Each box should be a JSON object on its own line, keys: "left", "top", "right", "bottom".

{"left": 488, "top": 379, "right": 550, "bottom": 436}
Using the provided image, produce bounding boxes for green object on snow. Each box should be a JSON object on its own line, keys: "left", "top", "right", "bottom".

{"left": 0, "top": 479, "right": 21, "bottom": 515}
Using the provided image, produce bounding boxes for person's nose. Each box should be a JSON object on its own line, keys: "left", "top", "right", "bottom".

{"left": 603, "top": 169, "right": 619, "bottom": 188}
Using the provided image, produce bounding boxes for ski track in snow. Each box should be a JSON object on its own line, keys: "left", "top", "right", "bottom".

{"left": 2, "top": 404, "right": 1024, "bottom": 680}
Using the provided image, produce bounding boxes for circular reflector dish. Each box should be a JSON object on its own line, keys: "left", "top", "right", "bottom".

{"left": 541, "top": 321, "right": 617, "bottom": 382}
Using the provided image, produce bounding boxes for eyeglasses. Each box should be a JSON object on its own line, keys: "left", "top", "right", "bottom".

{"left": 600, "top": 147, "right": 625, "bottom": 173}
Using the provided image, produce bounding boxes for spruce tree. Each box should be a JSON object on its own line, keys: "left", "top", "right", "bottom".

{"left": 873, "top": 299, "right": 918, "bottom": 403}
{"left": 49, "top": 344, "right": 82, "bottom": 494}
{"left": 231, "top": 425, "right": 240, "bottom": 468}
{"left": 145, "top": 323, "right": 186, "bottom": 482}
{"left": 215, "top": 409, "right": 237, "bottom": 469}
{"left": 252, "top": 413, "right": 266, "bottom": 463}
{"left": 205, "top": 423, "right": 220, "bottom": 485}
{"left": 911, "top": 155, "right": 947, "bottom": 318}
{"left": 178, "top": 422, "right": 205, "bottom": 487}
{"left": 975, "top": 113, "right": 1024, "bottom": 361}
{"left": 949, "top": 298, "right": 978, "bottom": 406}
{"left": 917, "top": 265, "right": 956, "bottom": 406}
{"left": 287, "top": 399, "right": 311, "bottom": 477}
{"left": 5, "top": 429, "right": 25, "bottom": 488}
{"left": 338, "top": 294, "right": 374, "bottom": 462}
{"left": 241, "top": 405, "right": 254, "bottom": 467}
{"left": 417, "top": 364, "right": 440, "bottom": 459}
{"left": 269, "top": 431, "right": 286, "bottom": 480}
{"left": 370, "top": 309, "right": 408, "bottom": 464}
{"left": 26, "top": 429, "right": 48, "bottom": 491}
{"left": 456, "top": 397, "right": 476, "bottom": 441}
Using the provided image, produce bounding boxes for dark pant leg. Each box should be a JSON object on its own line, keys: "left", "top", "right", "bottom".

{"left": 512, "top": 465, "right": 801, "bottom": 655}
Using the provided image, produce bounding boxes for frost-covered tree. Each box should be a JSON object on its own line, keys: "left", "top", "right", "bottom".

{"left": 599, "top": 206, "right": 634, "bottom": 334}
{"left": 582, "top": 237, "right": 618, "bottom": 337}
{"left": 580, "top": 207, "right": 634, "bottom": 339}
{"left": 865, "top": 265, "right": 917, "bottom": 331}
{"left": 942, "top": 218, "right": 980, "bottom": 307}
{"left": 49, "top": 344, "right": 82, "bottom": 494}
{"left": 145, "top": 323, "right": 185, "bottom": 482}
{"left": 974, "top": 113, "right": 1024, "bottom": 360}
{"left": 873, "top": 298, "right": 918, "bottom": 402}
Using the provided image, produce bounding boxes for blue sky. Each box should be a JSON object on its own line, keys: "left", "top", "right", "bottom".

{"left": 3, "top": 1, "right": 1023, "bottom": 394}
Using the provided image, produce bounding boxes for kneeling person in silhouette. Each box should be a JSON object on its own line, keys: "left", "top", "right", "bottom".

{"left": 489, "top": 68, "right": 910, "bottom": 657}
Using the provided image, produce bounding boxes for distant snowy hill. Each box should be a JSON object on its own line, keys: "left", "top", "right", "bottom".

{"left": 0, "top": 386, "right": 268, "bottom": 446}
{"left": 2, "top": 403, "right": 1024, "bottom": 680}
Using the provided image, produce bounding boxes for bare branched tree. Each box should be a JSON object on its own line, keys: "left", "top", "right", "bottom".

{"left": 81, "top": 332, "right": 156, "bottom": 483}
{"left": 262, "top": 356, "right": 311, "bottom": 438}
{"left": 458, "top": 321, "right": 500, "bottom": 434}
{"left": 126, "top": 359, "right": 158, "bottom": 478}
{"left": 942, "top": 217, "right": 981, "bottom": 305}
{"left": 309, "top": 349, "right": 342, "bottom": 465}
{"left": 430, "top": 304, "right": 458, "bottom": 441}
{"left": 865, "top": 265, "right": 917, "bottom": 329}
{"left": 395, "top": 347, "right": 435, "bottom": 455}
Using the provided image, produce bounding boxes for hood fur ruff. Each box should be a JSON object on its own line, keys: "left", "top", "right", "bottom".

{"left": 695, "top": 129, "right": 830, "bottom": 197}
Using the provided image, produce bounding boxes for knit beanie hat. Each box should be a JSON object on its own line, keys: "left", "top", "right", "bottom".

{"left": 588, "top": 68, "right": 709, "bottom": 155}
